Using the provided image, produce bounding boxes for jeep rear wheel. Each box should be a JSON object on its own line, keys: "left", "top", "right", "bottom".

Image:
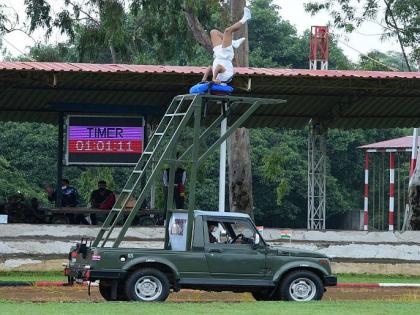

{"left": 125, "top": 268, "right": 170, "bottom": 302}
{"left": 280, "top": 270, "right": 323, "bottom": 301}
{"left": 251, "top": 289, "right": 277, "bottom": 301}
{"left": 99, "top": 281, "right": 128, "bottom": 301}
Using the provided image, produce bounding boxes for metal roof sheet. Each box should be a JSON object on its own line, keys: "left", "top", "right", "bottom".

{"left": 1, "top": 62, "right": 420, "bottom": 129}
{"left": 1, "top": 61, "right": 420, "bottom": 79}
{"left": 359, "top": 136, "right": 419, "bottom": 150}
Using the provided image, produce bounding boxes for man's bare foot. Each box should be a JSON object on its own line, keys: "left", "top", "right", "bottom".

{"left": 212, "top": 79, "right": 221, "bottom": 84}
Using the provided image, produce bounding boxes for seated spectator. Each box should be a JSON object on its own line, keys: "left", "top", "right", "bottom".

{"left": 5, "top": 193, "right": 45, "bottom": 224}
{"left": 90, "top": 180, "right": 115, "bottom": 225}
{"left": 45, "top": 179, "right": 79, "bottom": 207}
{"left": 45, "top": 179, "right": 85, "bottom": 224}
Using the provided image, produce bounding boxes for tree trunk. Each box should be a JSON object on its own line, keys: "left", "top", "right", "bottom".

{"left": 228, "top": 0, "right": 253, "bottom": 218}
{"left": 183, "top": 3, "right": 213, "bottom": 54}
{"left": 109, "top": 45, "right": 117, "bottom": 63}
{"left": 384, "top": 1, "right": 412, "bottom": 72}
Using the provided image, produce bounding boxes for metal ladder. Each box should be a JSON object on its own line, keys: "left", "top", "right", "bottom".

{"left": 92, "top": 94, "right": 199, "bottom": 247}
{"left": 92, "top": 94, "right": 287, "bottom": 249}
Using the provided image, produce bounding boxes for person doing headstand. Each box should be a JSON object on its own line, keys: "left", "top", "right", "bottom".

{"left": 202, "top": 7, "right": 251, "bottom": 84}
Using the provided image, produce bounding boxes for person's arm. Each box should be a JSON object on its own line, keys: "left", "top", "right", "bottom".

{"left": 202, "top": 65, "right": 212, "bottom": 82}
{"left": 163, "top": 170, "right": 168, "bottom": 187}
{"left": 182, "top": 170, "right": 186, "bottom": 185}
{"left": 72, "top": 188, "right": 80, "bottom": 206}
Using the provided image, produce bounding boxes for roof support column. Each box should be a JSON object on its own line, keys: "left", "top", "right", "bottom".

{"left": 363, "top": 151, "right": 369, "bottom": 231}
{"left": 55, "top": 112, "right": 64, "bottom": 207}
{"left": 389, "top": 152, "right": 395, "bottom": 231}
{"left": 307, "top": 121, "right": 327, "bottom": 230}
{"left": 218, "top": 102, "right": 227, "bottom": 213}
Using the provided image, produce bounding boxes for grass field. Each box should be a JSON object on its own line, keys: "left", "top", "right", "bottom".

{"left": 2, "top": 271, "right": 420, "bottom": 283}
{"left": 1, "top": 301, "right": 419, "bottom": 315}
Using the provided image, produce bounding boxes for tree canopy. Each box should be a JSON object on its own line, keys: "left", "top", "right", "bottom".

{"left": 305, "top": 0, "right": 420, "bottom": 70}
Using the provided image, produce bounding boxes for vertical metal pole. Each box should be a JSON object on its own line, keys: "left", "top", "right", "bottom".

{"left": 397, "top": 153, "right": 401, "bottom": 231}
{"left": 363, "top": 151, "right": 369, "bottom": 231}
{"left": 389, "top": 152, "right": 395, "bottom": 231}
{"left": 164, "top": 159, "right": 176, "bottom": 249}
{"left": 219, "top": 102, "right": 227, "bottom": 212}
{"left": 307, "top": 122, "right": 326, "bottom": 230}
{"left": 144, "top": 118, "right": 155, "bottom": 209}
{"left": 307, "top": 128, "right": 313, "bottom": 229}
{"left": 186, "top": 103, "right": 202, "bottom": 250}
{"left": 410, "top": 128, "right": 419, "bottom": 177}
{"left": 56, "top": 112, "right": 64, "bottom": 207}
{"left": 381, "top": 154, "right": 385, "bottom": 230}
{"left": 321, "top": 134, "right": 326, "bottom": 230}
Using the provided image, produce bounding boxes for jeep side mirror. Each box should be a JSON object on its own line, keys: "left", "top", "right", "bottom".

{"left": 254, "top": 233, "right": 260, "bottom": 246}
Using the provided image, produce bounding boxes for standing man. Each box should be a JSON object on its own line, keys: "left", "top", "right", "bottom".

{"left": 163, "top": 154, "right": 187, "bottom": 217}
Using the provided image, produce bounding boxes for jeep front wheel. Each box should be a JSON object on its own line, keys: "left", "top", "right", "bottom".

{"left": 280, "top": 270, "right": 323, "bottom": 301}
{"left": 125, "top": 268, "right": 170, "bottom": 302}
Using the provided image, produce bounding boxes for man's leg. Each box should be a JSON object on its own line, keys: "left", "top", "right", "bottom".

{"left": 222, "top": 7, "right": 251, "bottom": 48}
{"left": 210, "top": 29, "right": 223, "bottom": 47}
{"left": 202, "top": 65, "right": 213, "bottom": 81}
{"left": 212, "top": 64, "right": 226, "bottom": 83}
{"left": 174, "top": 187, "right": 181, "bottom": 209}
{"left": 163, "top": 186, "right": 168, "bottom": 217}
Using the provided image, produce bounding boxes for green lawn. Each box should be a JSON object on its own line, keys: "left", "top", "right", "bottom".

{"left": 0, "top": 271, "right": 66, "bottom": 282}
{"left": 2, "top": 271, "right": 420, "bottom": 284}
{"left": 338, "top": 273, "right": 420, "bottom": 283}
{"left": 0, "top": 301, "right": 419, "bottom": 315}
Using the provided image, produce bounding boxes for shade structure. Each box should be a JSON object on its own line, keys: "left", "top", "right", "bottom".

{"left": 0, "top": 62, "right": 420, "bottom": 129}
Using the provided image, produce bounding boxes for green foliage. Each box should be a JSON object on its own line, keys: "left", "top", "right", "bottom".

{"left": 0, "top": 122, "right": 57, "bottom": 195}
{"left": 357, "top": 50, "right": 416, "bottom": 71}
{"left": 23, "top": 43, "right": 78, "bottom": 62}
{"left": 0, "top": 156, "right": 43, "bottom": 200}
{"left": 248, "top": 0, "right": 352, "bottom": 69}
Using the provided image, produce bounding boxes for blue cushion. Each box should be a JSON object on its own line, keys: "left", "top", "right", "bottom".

{"left": 189, "top": 82, "right": 234, "bottom": 94}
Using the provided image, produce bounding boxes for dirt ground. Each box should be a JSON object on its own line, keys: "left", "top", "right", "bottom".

{"left": 1, "top": 286, "right": 420, "bottom": 302}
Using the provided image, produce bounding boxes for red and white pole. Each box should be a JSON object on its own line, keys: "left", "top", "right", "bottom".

{"left": 363, "top": 151, "right": 369, "bottom": 231}
{"left": 410, "top": 128, "right": 419, "bottom": 177}
{"left": 389, "top": 152, "right": 395, "bottom": 231}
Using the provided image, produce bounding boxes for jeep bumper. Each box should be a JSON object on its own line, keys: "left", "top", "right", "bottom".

{"left": 323, "top": 275, "right": 337, "bottom": 286}
{"left": 65, "top": 266, "right": 126, "bottom": 282}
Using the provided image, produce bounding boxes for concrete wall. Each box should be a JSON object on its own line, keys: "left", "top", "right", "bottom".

{"left": 2, "top": 224, "right": 420, "bottom": 274}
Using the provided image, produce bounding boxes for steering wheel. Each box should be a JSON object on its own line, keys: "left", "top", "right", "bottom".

{"left": 229, "top": 233, "right": 244, "bottom": 244}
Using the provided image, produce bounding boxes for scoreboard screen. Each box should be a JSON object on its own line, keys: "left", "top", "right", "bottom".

{"left": 66, "top": 115, "right": 144, "bottom": 165}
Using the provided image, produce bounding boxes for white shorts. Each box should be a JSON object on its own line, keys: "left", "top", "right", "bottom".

{"left": 212, "top": 45, "right": 234, "bottom": 82}
{"left": 213, "top": 59, "right": 234, "bottom": 82}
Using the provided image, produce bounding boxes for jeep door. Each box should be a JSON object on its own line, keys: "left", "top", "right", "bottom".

{"left": 204, "top": 218, "right": 266, "bottom": 279}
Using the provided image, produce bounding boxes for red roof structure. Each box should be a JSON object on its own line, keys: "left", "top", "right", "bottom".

{"left": 1, "top": 62, "right": 420, "bottom": 128}
{"left": 359, "top": 136, "right": 418, "bottom": 151}
{"left": 1, "top": 61, "right": 420, "bottom": 79}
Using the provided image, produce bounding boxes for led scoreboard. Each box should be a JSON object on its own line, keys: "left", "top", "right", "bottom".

{"left": 66, "top": 115, "right": 144, "bottom": 165}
